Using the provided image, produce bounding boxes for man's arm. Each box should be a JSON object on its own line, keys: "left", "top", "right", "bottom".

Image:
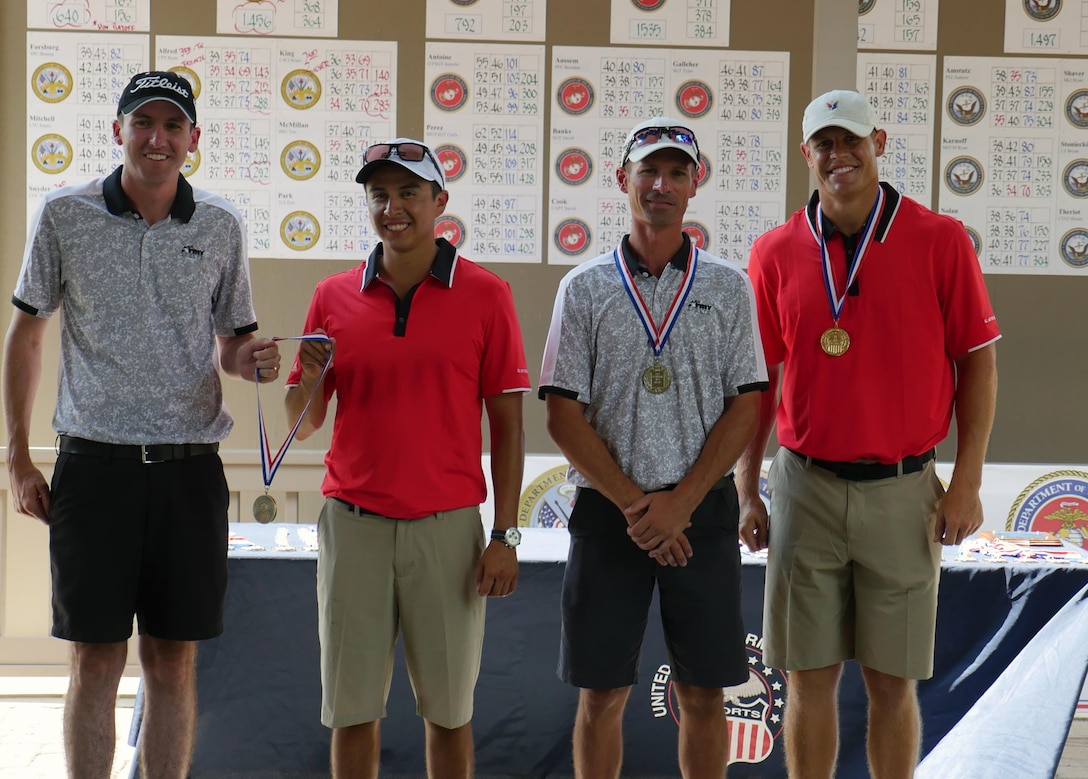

{"left": 217, "top": 333, "right": 280, "bottom": 382}
{"left": 544, "top": 393, "right": 645, "bottom": 512}
{"left": 3, "top": 310, "right": 51, "bottom": 522}
{"left": 284, "top": 332, "right": 334, "bottom": 441}
{"left": 626, "top": 390, "right": 760, "bottom": 556}
{"left": 476, "top": 392, "right": 525, "bottom": 597}
{"left": 934, "top": 344, "right": 997, "bottom": 545}
{"left": 735, "top": 362, "right": 781, "bottom": 551}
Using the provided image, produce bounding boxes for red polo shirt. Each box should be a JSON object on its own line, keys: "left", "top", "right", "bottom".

{"left": 286, "top": 240, "right": 530, "bottom": 518}
{"left": 747, "top": 185, "right": 1000, "bottom": 464}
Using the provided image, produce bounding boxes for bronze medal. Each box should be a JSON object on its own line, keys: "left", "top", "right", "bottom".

{"left": 642, "top": 364, "right": 672, "bottom": 393}
{"left": 820, "top": 324, "right": 851, "bottom": 357}
{"left": 253, "top": 494, "right": 278, "bottom": 524}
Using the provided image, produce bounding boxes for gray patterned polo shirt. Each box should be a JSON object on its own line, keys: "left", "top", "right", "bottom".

{"left": 13, "top": 167, "right": 257, "bottom": 445}
{"left": 539, "top": 236, "right": 768, "bottom": 492}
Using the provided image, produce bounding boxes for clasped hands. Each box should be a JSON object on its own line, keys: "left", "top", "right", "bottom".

{"left": 623, "top": 489, "right": 694, "bottom": 568}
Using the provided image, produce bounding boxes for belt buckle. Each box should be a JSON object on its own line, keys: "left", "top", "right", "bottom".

{"left": 140, "top": 445, "right": 164, "bottom": 464}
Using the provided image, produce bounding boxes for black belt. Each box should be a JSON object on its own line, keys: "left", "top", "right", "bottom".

{"left": 58, "top": 435, "right": 219, "bottom": 464}
{"left": 331, "top": 497, "right": 385, "bottom": 517}
{"left": 787, "top": 447, "right": 935, "bottom": 481}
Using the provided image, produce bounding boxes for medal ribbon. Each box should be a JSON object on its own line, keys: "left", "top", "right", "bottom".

{"left": 613, "top": 241, "right": 697, "bottom": 358}
{"left": 810, "top": 186, "right": 885, "bottom": 324}
{"left": 255, "top": 334, "right": 333, "bottom": 488}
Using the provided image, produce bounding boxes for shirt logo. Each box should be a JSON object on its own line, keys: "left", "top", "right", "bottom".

{"left": 181, "top": 245, "right": 205, "bottom": 259}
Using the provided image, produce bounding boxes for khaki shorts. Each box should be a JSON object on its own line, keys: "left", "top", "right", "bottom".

{"left": 316, "top": 498, "right": 485, "bottom": 729}
{"left": 764, "top": 448, "right": 943, "bottom": 679}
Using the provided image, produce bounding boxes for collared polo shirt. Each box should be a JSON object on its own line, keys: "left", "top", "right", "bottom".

{"left": 747, "top": 183, "right": 1001, "bottom": 463}
{"left": 539, "top": 235, "right": 768, "bottom": 492}
{"left": 12, "top": 167, "right": 257, "bottom": 444}
{"left": 286, "top": 239, "right": 531, "bottom": 519}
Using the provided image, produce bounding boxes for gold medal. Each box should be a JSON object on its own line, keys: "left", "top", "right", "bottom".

{"left": 820, "top": 324, "right": 851, "bottom": 357}
{"left": 253, "top": 493, "right": 278, "bottom": 524}
{"left": 642, "top": 363, "right": 672, "bottom": 393}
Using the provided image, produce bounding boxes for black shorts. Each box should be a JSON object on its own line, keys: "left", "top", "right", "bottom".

{"left": 558, "top": 482, "right": 747, "bottom": 689}
{"left": 48, "top": 449, "right": 229, "bottom": 643}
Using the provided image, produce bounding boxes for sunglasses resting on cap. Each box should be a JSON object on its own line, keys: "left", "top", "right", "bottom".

{"left": 355, "top": 140, "right": 446, "bottom": 188}
{"left": 621, "top": 125, "right": 700, "bottom": 165}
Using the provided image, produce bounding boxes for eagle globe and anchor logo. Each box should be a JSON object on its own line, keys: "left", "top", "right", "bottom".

{"left": 649, "top": 632, "right": 787, "bottom": 766}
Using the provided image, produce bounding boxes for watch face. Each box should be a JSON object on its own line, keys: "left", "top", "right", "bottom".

{"left": 504, "top": 527, "right": 522, "bottom": 546}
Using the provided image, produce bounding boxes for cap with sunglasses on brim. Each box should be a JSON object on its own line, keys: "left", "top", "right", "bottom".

{"left": 802, "top": 89, "right": 877, "bottom": 143}
{"left": 621, "top": 117, "right": 700, "bottom": 165}
{"left": 118, "top": 71, "right": 197, "bottom": 124}
{"left": 355, "top": 138, "right": 447, "bottom": 189}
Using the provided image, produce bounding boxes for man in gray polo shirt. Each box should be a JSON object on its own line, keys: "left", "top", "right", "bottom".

{"left": 3, "top": 71, "right": 280, "bottom": 777}
{"left": 539, "top": 117, "right": 768, "bottom": 778}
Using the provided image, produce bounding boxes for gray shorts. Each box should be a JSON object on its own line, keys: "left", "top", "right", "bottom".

{"left": 764, "top": 448, "right": 944, "bottom": 679}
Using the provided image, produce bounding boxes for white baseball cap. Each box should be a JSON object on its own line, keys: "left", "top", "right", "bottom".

{"left": 621, "top": 117, "right": 700, "bottom": 165}
{"left": 801, "top": 90, "right": 877, "bottom": 143}
{"left": 355, "top": 138, "right": 446, "bottom": 189}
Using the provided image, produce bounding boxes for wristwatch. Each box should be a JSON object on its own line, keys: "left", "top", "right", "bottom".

{"left": 491, "top": 526, "right": 522, "bottom": 549}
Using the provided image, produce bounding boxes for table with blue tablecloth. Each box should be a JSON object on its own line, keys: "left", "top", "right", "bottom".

{"left": 136, "top": 524, "right": 1088, "bottom": 779}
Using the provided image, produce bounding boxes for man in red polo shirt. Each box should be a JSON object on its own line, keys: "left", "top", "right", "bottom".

{"left": 285, "top": 138, "right": 530, "bottom": 779}
{"left": 738, "top": 90, "right": 1000, "bottom": 778}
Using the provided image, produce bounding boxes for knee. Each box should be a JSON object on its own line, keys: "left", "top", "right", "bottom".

{"left": 578, "top": 687, "right": 630, "bottom": 722}
{"left": 860, "top": 667, "right": 915, "bottom": 706}
{"left": 70, "top": 642, "right": 127, "bottom": 685}
{"left": 139, "top": 639, "right": 196, "bottom": 689}
{"left": 788, "top": 665, "right": 844, "bottom": 702}
{"left": 672, "top": 682, "right": 726, "bottom": 720}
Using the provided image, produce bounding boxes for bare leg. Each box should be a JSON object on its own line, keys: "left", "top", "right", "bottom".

{"left": 331, "top": 720, "right": 380, "bottom": 779}
{"left": 784, "top": 664, "right": 843, "bottom": 779}
{"left": 64, "top": 641, "right": 127, "bottom": 779}
{"left": 572, "top": 687, "right": 630, "bottom": 779}
{"left": 673, "top": 681, "right": 729, "bottom": 778}
{"left": 137, "top": 637, "right": 197, "bottom": 778}
{"left": 860, "top": 666, "right": 919, "bottom": 779}
{"left": 424, "top": 719, "right": 475, "bottom": 779}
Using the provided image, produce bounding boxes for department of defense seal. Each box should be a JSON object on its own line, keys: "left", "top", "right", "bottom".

{"left": 516, "top": 465, "right": 575, "bottom": 528}
{"left": 1007, "top": 471, "right": 1088, "bottom": 548}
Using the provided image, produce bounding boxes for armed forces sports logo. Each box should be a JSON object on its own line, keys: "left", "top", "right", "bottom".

{"left": 944, "top": 156, "right": 984, "bottom": 196}
{"left": 434, "top": 215, "right": 466, "bottom": 249}
{"left": 431, "top": 74, "right": 469, "bottom": 111}
{"left": 1059, "top": 228, "right": 1088, "bottom": 269}
{"left": 1007, "top": 471, "right": 1088, "bottom": 548}
{"left": 517, "top": 465, "right": 575, "bottom": 528}
{"left": 31, "top": 63, "right": 73, "bottom": 103}
{"left": 32, "top": 133, "right": 72, "bottom": 174}
{"left": 555, "top": 148, "right": 594, "bottom": 186}
{"left": 554, "top": 218, "right": 591, "bottom": 257}
{"left": 1022, "top": 0, "right": 1061, "bottom": 21}
{"left": 281, "top": 211, "right": 320, "bottom": 251}
{"left": 282, "top": 69, "right": 321, "bottom": 110}
{"left": 557, "top": 78, "right": 594, "bottom": 116}
{"left": 649, "top": 633, "right": 787, "bottom": 766}
{"left": 434, "top": 144, "right": 467, "bottom": 183}
{"left": 682, "top": 221, "right": 709, "bottom": 250}
{"left": 946, "top": 86, "right": 986, "bottom": 126}
{"left": 676, "top": 80, "right": 712, "bottom": 119}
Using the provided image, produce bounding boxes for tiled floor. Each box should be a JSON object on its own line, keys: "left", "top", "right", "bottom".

{"left": 0, "top": 680, "right": 1086, "bottom": 778}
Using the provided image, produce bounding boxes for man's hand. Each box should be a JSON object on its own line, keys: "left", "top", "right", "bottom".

{"left": 739, "top": 496, "right": 769, "bottom": 552}
{"left": 476, "top": 542, "right": 519, "bottom": 597}
{"left": 242, "top": 338, "right": 281, "bottom": 383}
{"left": 8, "top": 457, "right": 50, "bottom": 524}
{"left": 297, "top": 329, "right": 335, "bottom": 385}
{"left": 624, "top": 491, "right": 694, "bottom": 565}
{"left": 933, "top": 481, "right": 983, "bottom": 546}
